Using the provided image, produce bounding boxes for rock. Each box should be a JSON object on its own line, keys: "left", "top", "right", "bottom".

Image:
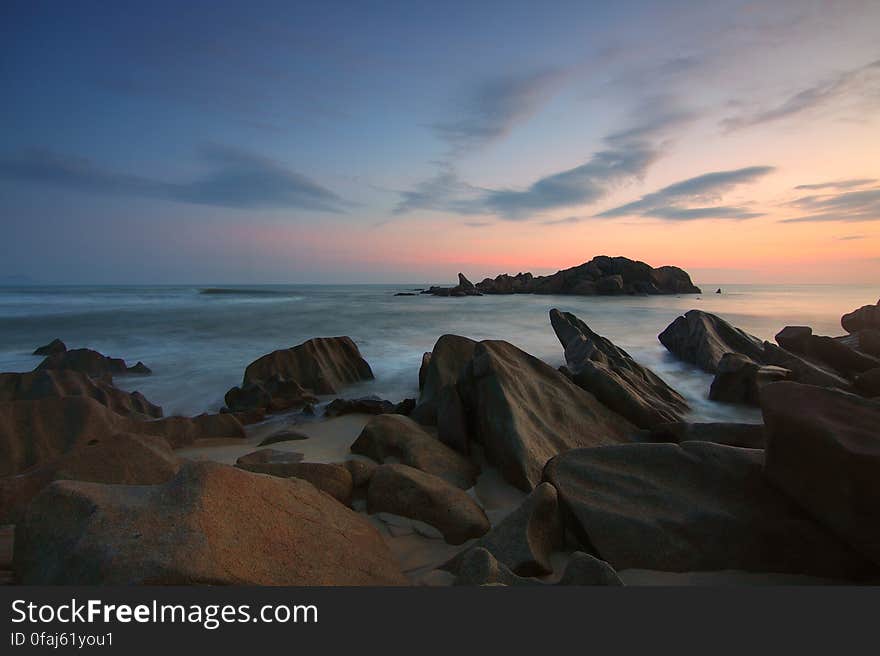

{"left": 394, "top": 292, "right": 417, "bottom": 296}
{"left": 410, "top": 335, "right": 477, "bottom": 425}
{"left": 276, "top": 462, "right": 353, "bottom": 505}
{"left": 596, "top": 274, "right": 624, "bottom": 295}
{"left": 225, "top": 376, "right": 318, "bottom": 415}
{"left": 367, "top": 464, "right": 489, "bottom": 545}
{"left": 851, "top": 329, "right": 880, "bottom": 357}
{"left": 457, "top": 273, "right": 476, "bottom": 291}
{"left": 444, "top": 482, "right": 563, "bottom": 576}
{"left": 258, "top": 429, "right": 310, "bottom": 446}
{"left": 647, "top": 421, "right": 766, "bottom": 449}
{"left": 242, "top": 336, "right": 373, "bottom": 394}
{"left": 761, "top": 342, "right": 853, "bottom": 391}
{"left": 13, "top": 462, "right": 407, "bottom": 585}
{"left": 0, "top": 369, "right": 162, "bottom": 419}
{"left": 452, "top": 548, "right": 535, "bottom": 586}
{"left": 802, "top": 335, "right": 880, "bottom": 377}
{"left": 543, "top": 441, "right": 875, "bottom": 579}
{"left": 351, "top": 414, "right": 478, "bottom": 489}
{"left": 775, "top": 326, "right": 812, "bottom": 353}
{"left": 394, "top": 398, "right": 416, "bottom": 415}
{"left": 32, "top": 338, "right": 66, "bottom": 356}
{"left": 343, "top": 459, "right": 377, "bottom": 488}
{"left": 136, "top": 412, "right": 245, "bottom": 448}
{"left": 128, "top": 361, "right": 152, "bottom": 375}
{"left": 842, "top": 302, "right": 880, "bottom": 334}
{"left": 235, "top": 449, "right": 305, "bottom": 476}
{"left": 658, "top": 310, "right": 766, "bottom": 373}
{"left": 761, "top": 382, "right": 880, "bottom": 567}
{"left": 35, "top": 348, "right": 150, "bottom": 380}
{"left": 715, "top": 288, "right": 721, "bottom": 294}
{"left": 436, "top": 385, "right": 469, "bottom": 453}
{"left": 418, "top": 352, "right": 431, "bottom": 391}
{"left": 324, "top": 396, "right": 395, "bottom": 417}
{"left": 709, "top": 353, "right": 791, "bottom": 405}
{"left": 855, "top": 368, "right": 880, "bottom": 397}
{"left": 550, "top": 309, "right": 688, "bottom": 428}
{"left": 221, "top": 408, "right": 266, "bottom": 425}
{"left": 458, "top": 340, "right": 634, "bottom": 491}
{"left": 0, "top": 432, "right": 179, "bottom": 523}
{"left": 558, "top": 552, "right": 623, "bottom": 586}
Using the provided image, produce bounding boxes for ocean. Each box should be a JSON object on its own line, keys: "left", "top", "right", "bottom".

{"left": 1, "top": 283, "right": 876, "bottom": 422}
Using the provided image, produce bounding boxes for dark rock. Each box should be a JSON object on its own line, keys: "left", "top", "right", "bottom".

{"left": 14, "top": 462, "right": 407, "bottom": 585}
{"left": 709, "top": 353, "right": 791, "bottom": 405}
{"left": 855, "top": 368, "right": 880, "bottom": 397}
{"left": 596, "top": 274, "right": 624, "bottom": 295}
{"left": 775, "top": 326, "right": 812, "bottom": 353}
{"left": 658, "top": 310, "right": 765, "bottom": 373}
{"left": 242, "top": 336, "right": 373, "bottom": 394}
{"left": 451, "top": 547, "right": 622, "bottom": 586}
{"left": 35, "top": 348, "right": 150, "bottom": 380}
{"left": 458, "top": 340, "right": 634, "bottom": 491}
{"left": 325, "top": 396, "right": 395, "bottom": 417}
{"left": 257, "top": 430, "right": 310, "bottom": 446}
{"left": 458, "top": 273, "right": 476, "bottom": 291}
{"left": 128, "top": 361, "right": 152, "bottom": 375}
{"left": 410, "top": 335, "right": 477, "bottom": 425}
{"left": 394, "top": 398, "right": 416, "bottom": 415}
{"left": 802, "top": 334, "right": 880, "bottom": 377}
{"left": 436, "top": 385, "right": 469, "bottom": 453}
{"left": 444, "top": 482, "right": 563, "bottom": 576}
{"left": 351, "top": 414, "right": 479, "bottom": 489}
{"left": 715, "top": 288, "right": 721, "bottom": 294}
{"left": 273, "top": 462, "right": 353, "bottom": 505}
{"left": 343, "top": 459, "right": 377, "bottom": 489}
{"left": 648, "top": 421, "right": 765, "bottom": 449}
{"left": 418, "top": 352, "right": 431, "bottom": 391}
{"left": 367, "top": 464, "right": 489, "bottom": 545}
{"left": 557, "top": 552, "right": 624, "bottom": 586}
{"left": 761, "top": 382, "right": 880, "bottom": 567}
{"left": 32, "top": 338, "right": 66, "bottom": 356}
{"left": 842, "top": 301, "right": 880, "bottom": 334}
{"left": 225, "top": 376, "right": 318, "bottom": 415}
{"left": 394, "top": 292, "right": 417, "bottom": 296}
{"left": 235, "top": 449, "right": 305, "bottom": 476}
{"left": 543, "top": 441, "right": 875, "bottom": 579}
{"left": 550, "top": 309, "right": 688, "bottom": 428}
{"left": 852, "top": 329, "right": 880, "bottom": 357}
{"left": 761, "top": 342, "right": 853, "bottom": 391}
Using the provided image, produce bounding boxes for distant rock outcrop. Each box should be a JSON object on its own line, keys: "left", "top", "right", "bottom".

{"left": 35, "top": 348, "right": 151, "bottom": 380}
{"left": 32, "top": 339, "right": 66, "bottom": 357}
{"left": 424, "top": 256, "right": 700, "bottom": 297}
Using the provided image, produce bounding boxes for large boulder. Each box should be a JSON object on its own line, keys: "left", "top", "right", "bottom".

{"left": 0, "top": 432, "right": 179, "bottom": 523}
{"left": 366, "top": 464, "right": 489, "bottom": 545}
{"left": 236, "top": 455, "right": 352, "bottom": 505}
{"left": 543, "top": 441, "right": 875, "bottom": 579}
{"left": 224, "top": 376, "right": 317, "bottom": 415}
{"left": 242, "top": 337, "right": 373, "bottom": 394}
{"left": 458, "top": 340, "right": 634, "bottom": 491}
{"left": 444, "top": 482, "right": 563, "bottom": 576}
{"left": 761, "top": 342, "right": 853, "bottom": 391}
{"left": 351, "top": 414, "right": 478, "bottom": 489}
{"left": 801, "top": 335, "right": 880, "bottom": 377}
{"left": 135, "top": 412, "right": 245, "bottom": 448}
{"left": 709, "top": 353, "right": 791, "bottom": 405}
{"left": 658, "top": 310, "right": 766, "bottom": 373}
{"left": 761, "top": 382, "right": 880, "bottom": 567}
{"left": 842, "top": 301, "right": 880, "bottom": 334}
{"left": 855, "top": 368, "right": 880, "bottom": 397}
{"left": 775, "top": 326, "right": 812, "bottom": 353}
{"left": 0, "top": 369, "right": 162, "bottom": 419}
{"left": 13, "top": 462, "right": 407, "bottom": 585}
{"left": 410, "top": 334, "right": 477, "bottom": 425}
{"left": 647, "top": 421, "right": 765, "bottom": 449}
{"left": 550, "top": 309, "right": 688, "bottom": 428}
{"left": 235, "top": 449, "right": 305, "bottom": 475}
{"left": 35, "top": 348, "right": 150, "bottom": 380}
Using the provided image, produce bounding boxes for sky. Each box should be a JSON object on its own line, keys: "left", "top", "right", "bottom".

{"left": 1, "top": 0, "right": 879, "bottom": 285}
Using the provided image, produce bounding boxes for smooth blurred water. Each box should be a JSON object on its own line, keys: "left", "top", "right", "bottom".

{"left": 0, "top": 283, "right": 876, "bottom": 421}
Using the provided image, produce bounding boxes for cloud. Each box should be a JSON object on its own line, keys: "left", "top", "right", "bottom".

{"left": 540, "top": 216, "right": 582, "bottom": 226}
{"left": 396, "top": 103, "right": 691, "bottom": 219}
{"left": 598, "top": 166, "right": 775, "bottom": 221}
{"left": 0, "top": 145, "right": 346, "bottom": 211}
{"left": 722, "top": 58, "right": 880, "bottom": 131}
{"left": 780, "top": 186, "right": 880, "bottom": 223}
{"left": 837, "top": 235, "right": 865, "bottom": 240}
{"left": 431, "top": 69, "right": 565, "bottom": 154}
{"left": 795, "top": 178, "right": 877, "bottom": 190}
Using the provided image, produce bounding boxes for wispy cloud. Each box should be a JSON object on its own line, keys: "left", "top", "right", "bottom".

{"left": 721, "top": 58, "right": 880, "bottom": 131}
{"left": 837, "top": 235, "right": 865, "bottom": 240}
{"left": 431, "top": 69, "right": 565, "bottom": 155}
{"left": 795, "top": 178, "right": 877, "bottom": 191}
{"left": 781, "top": 186, "right": 880, "bottom": 223}
{"left": 0, "top": 145, "right": 346, "bottom": 211}
{"left": 540, "top": 216, "right": 582, "bottom": 226}
{"left": 598, "top": 166, "right": 775, "bottom": 221}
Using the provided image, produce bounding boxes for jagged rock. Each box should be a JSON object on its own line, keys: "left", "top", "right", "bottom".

{"left": 410, "top": 335, "right": 477, "bottom": 425}
{"left": 235, "top": 449, "right": 305, "bottom": 476}
{"left": 351, "top": 414, "right": 478, "bottom": 489}
{"left": 0, "top": 432, "right": 179, "bottom": 523}
{"left": 855, "top": 368, "right": 880, "bottom": 397}
{"left": 136, "top": 412, "right": 245, "bottom": 448}
{"left": 32, "top": 338, "right": 66, "bottom": 356}
{"left": 458, "top": 340, "right": 633, "bottom": 491}
{"left": 35, "top": 348, "right": 150, "bottom": 380}
{"left": 458, "top": 273, "right": 476, "bottom": 291}
{"left": 648, "top": 421, "right": 765, "bottom": 449}
{"left": 550, "top": 309, "right": 688, "bottom": 428}
{"left": 444, "top": 482, "right": 563, "bottom": 576}
{"left": 543, "top": 441, "right": 875, "bottom": 579}
{"left": 225, "top": 376, "right": 318, "bottom": 415}
{"left": 0, "top": 369, "right": 162, "bottom": 419}
{"left": 367, "top": 464, "right": 489, "bottom": 545}
{"left": 13, "top": 462, "right": 407, "bottom": 585}
{"left": 709, "top": 353, "right": 791, "bottom": 405}
{"left": 658, "top": 310, "right": 765, "bottom": 373}
{"left": 761, "top": 382, "right": 880, "bottom": 567}
{"left": 842, "top": 301, "right": 880, "bottom": 334}
{"left": 242, "top": 336, "right": 373, "bottom": 394}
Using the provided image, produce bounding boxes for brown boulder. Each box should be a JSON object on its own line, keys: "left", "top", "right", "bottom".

{"left": 224, "top": 376, "right": 317, "bottom": 415}
{"left": 410, "top": 334, "right": 477, "bottom": 425}
{"left": 235, "top": 449, "right": 305, "bottom": 476}
{"left": 855, "top": 368, "right": 880, "bottom": 397}
{"left": 761, "top": 382, "right": 880, "bottom": 567}
{"left": 647, "top": 421, "right": 765, "bottom": 449}
{"left": 458, "top": 340, "right": 634, "bottom": 491}
{"left": 775, "top": 326, "right": 812, "bottom": 353}
{"left": 14, "top": 462, "right": 407, "bottom": 585}
{"left": 709, "top": 353, "right": 791, "bottom": 405}
{"left": 658, "top": 310, "right": 766, "bottom": 373}
{"left": 351, "top": 414, "right": 479, "bottom": 489}
{"left": 366, "top": 464, "right": 489, "bottom": 545}
{"left": 242, "top": 336, "right": 373, "bottom": 394}
{"left": 842, "top": 302, "right": 880, "bottom": 334}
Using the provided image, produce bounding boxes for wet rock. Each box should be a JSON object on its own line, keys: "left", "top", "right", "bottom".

{"left": 367, "top": 464, "right": 489, "bottom": 545}
{"left": 550, "top": 309, "right": 688, "bottom": 428}
{"left": 14, "top": 462, "right": 407, "bottom": 585}
{"left": 658, "top": 310, "right": 766, "bottom": 373}
{"left": 709, "top": 353, "right": 792, "bottom": 405}
{"left": 32, "top": 338, "right": 66, "bottom": 356}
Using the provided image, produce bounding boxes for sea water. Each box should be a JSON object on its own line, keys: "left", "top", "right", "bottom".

{"left": 0, "top": 283, "right": 876, "bottom": 422}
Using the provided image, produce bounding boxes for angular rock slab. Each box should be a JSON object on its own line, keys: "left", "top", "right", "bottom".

{"left": 550, "top": 309, "right": 688, "bottom": 428}
{"left": 543, "top": 441, "right": 876, "bottom": 579}
{"left": 658, "top": 310, "right": 766, "bottom": 373}
{"left": 459, "top": 340, "right": 634, "bottom": 491}
{"left": 14, "top": 462, "right": 407, "bottom": 585}
{"left": 761, "top": 382, "right": 880, "bottom": 567}
{"left": 410, "top": 334, "right": 477, "bottom": 425}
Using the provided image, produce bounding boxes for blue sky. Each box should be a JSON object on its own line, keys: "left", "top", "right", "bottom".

{"left": 1, "top": 0, "right": 879, "bottom": 283}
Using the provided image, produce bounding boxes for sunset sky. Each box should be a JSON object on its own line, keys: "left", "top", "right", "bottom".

{"left": 1, "top": 0, "right": 879, "bottom": 284}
